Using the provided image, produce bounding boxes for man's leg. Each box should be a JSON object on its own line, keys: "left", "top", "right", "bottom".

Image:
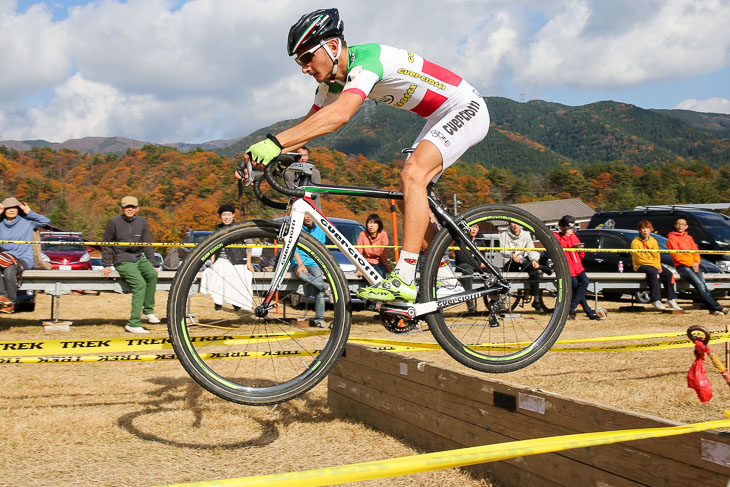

{"left": 677, "top": 266, "right": 722, "bottom": 311}
{"left": 138, "top": 258, "right": 158, "bottom": 315}
{"left": 658, "top": 267, "right": 677, "bottom": 300}
{"left": 305, "top": 265, "right": 326, "bottom": 320}
{"left": 638, "top": 265, "right": 661, "bottom": 302}
{"left": 116, "top": 261, "right": 147, "bottom": 327}
{"left": 356, "top": 141, "right": 442, "bottom": 303}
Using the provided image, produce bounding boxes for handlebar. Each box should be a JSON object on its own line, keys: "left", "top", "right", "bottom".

{"left": 237, "top": 153, "right": 304, "bottom": 208}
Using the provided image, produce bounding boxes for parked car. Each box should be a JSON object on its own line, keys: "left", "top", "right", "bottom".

{"left": 588, "top": 209, "right": 730, "bottom": 272}
{"left": 40, "top": 232, "right": 91, "bottom": 270}
{"left": 576, "top": 228, "right": 724, "bottom": 301}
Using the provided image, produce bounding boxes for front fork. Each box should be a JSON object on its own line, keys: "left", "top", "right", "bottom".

{"left": 254, "top": 211, "right": 305, "bottom": 318}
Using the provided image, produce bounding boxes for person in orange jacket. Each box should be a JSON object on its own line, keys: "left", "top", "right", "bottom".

{"left": 666, "top": 217, "right": 727, "bottom": 315}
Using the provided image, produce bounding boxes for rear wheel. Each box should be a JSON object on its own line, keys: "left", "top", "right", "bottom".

{"left": 167, "top": 221, "right": 351, "bottom": 405}
{"left": 422, "top": 205, "right": 570, "bottom": 373}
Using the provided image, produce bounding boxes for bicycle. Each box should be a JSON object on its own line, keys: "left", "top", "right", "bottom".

{"left": 167, "top": 154, "right": 571, "bottom": 405}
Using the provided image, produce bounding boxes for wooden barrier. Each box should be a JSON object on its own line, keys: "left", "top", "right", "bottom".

{"left": 327, "top": 344, "right": 730, "bottom": 486}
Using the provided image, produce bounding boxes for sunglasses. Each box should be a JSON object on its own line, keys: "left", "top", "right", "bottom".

{"left": 295, "top": 43, "right": 323, "bottom": 66}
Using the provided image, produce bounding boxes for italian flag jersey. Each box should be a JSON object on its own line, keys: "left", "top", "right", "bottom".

{"left": 312, "top": 43, "right": 480, "bottom": 122}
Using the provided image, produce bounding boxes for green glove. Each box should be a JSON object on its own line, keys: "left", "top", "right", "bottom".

{"left": 247, "top": 134, "right": 283, "bottom": 166}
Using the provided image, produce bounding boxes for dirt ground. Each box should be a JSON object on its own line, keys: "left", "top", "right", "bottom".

{"left": 1, "top": 290, "right": 729, "bottom": 486}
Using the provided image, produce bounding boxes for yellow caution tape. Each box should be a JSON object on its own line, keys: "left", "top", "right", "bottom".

{"left": 3, "top": 330, "right": 727, "bottom": 361}
{"left": 2, "top": 239, "right": 727, "bottom": 254}
{"left": 156, "top": 411, "right": 730, "bottom": 487}
{"left": 0, "top": 330, "right": 329, "bottom": 357}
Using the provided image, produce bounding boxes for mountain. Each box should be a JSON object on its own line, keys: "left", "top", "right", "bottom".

{"left": 217, "top": 97, "right": 730, "bottom": 173}
{"left": 0, "top": 135, "right": 244, "bottom": 154}
{"left": 2, "top": 98, "right": 728, "bottom": 174}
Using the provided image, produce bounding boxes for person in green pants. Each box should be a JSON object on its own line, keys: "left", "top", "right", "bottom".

{"left": 101, "top": 196, "right": 160, "bottom": 333}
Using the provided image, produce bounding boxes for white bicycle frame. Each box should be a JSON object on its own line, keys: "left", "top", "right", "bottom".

{"left": 263, "top": 196, "right": 384, "bottom": 305}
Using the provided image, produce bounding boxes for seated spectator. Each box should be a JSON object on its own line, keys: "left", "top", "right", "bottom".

{"left": 500, "top": 221, "right": 551, "bottom": 313}
{"left": 284, "top": 146, "right": 322, "bottom": 208}
{"left": 356, "top": 213, "right": 392, "bottom": 278}
{"left": 293, "top": 213, "right": 332, "bottom": 328}
{"left": 200, "top": 204, "right": 254, "bottom": 311}
{"left": 0, "top": 198, "right": 50, "bottom": 313}
{"left": 453, "top": 224, "right": 482, "bottom": 313}
{"left": 667, "top": 217, "right": 727, "bottom": 315}
{"left": 101, "top": 196, "right": 160, "bottom": 333}
{"left": 631, "top": 220, "right": 681, "bottom": 311}
{"left": 554, "top": 215, "right": 603, "bottom": 321}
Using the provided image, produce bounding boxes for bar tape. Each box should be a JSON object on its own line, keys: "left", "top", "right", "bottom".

{"left": 154, "top": 411, "right": 730, "bottom": 487}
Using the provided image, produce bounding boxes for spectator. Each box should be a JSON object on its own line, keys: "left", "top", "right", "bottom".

{"left": 356, "top": 213, "right": 392, "bottom": 278}
{"left": 500, "top": 221, "right": 551, "bottom": 313}
{"left": 631, "top": 220, "right": 682, "bottom": 311}
{"left": 0, "top": 197, "right": 50, "bottom": 313}
{"left": 292, "top": 213, "right": 332, "bottom": 328}
{"left": 101, "top": 196, "right": 160, "bottom": 333}
{"left": 453, "top": 224, "right": 484, "bottom": 313}
{"left": 667, "top": 217, "right": 727, "bottom": 315}
{"left": 200, "top": 204, "right": 255, "bottom": 311}
{"left": 284, "top": 146, "right": 322, "bottom": 208}
{"left": 554, "top": 215, "right": 603, "bottom": 321}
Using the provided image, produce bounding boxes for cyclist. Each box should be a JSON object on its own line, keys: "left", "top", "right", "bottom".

{"left": 243, "top": 8, "right": 490, "bottom": 302}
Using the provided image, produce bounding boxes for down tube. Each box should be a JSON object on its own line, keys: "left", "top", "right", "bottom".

{"left": 296, "top": 199, "right": 384, "bottom": 286}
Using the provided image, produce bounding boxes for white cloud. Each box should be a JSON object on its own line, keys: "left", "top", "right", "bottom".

{"left": 0, "top": 2, "right": 70, "bottom": 100}
{"left": 516, "top": 0, "right": 730, "bottom": 89}
{"left": 675, "top": 97, "right": 730, "bottom": 115}
{"left": 0, "top": 0, "right": 729, "bottom": 142}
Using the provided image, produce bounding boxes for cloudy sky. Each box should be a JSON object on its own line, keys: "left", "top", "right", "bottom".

{"left": 1, "top": 0, "right": 728, "bottom": 144}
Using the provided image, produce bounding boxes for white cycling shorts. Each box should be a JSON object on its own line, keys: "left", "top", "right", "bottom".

{"left": 408, "top": 95, "right": 489, "bottom": 182}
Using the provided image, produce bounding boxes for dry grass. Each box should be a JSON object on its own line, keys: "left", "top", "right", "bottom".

{"left": 1, "top": 291, "right": 729, "bottom": 486}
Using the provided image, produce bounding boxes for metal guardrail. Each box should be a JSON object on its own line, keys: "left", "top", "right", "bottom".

{"left": 16, "top": 269, "right": 730, "bottom": 323}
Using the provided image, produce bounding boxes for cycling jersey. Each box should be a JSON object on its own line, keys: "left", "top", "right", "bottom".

{"left": 312, "top": 43, "right": 489, "bottom": 179}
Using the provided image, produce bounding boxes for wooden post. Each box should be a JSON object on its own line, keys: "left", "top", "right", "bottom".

{"left": 390, "top": 199, "right": 399, "bottom": 262}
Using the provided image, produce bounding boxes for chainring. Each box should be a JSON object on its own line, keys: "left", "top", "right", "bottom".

{"left": 379, "top": 312, "right": 421, "bottom": 334}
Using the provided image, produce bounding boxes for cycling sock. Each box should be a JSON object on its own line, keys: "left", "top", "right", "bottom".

{"left": 437, "top": 256, "right": 457, "bottom": 283}
{"left": 393, "top": 250, "right": 419, "bottom": 285}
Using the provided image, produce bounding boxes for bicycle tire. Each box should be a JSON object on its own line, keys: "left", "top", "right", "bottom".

{"left": 422, "top": 205, "right": 570, "bottom": 373}
{"left": 167, "top": 221, "right": 351, "bottom": 405}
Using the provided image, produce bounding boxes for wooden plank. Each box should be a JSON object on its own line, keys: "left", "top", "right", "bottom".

{"left": 330, "top": 364, "right": 726, "bottom": 486}
{"left": 328, "top": 389, "right": 565, "bottom": 487}
{"left": 329, "top": 380, "right": 645, "bottom": 487}
{"left": 337, "top": 344, "right": 730, "bottom": 476}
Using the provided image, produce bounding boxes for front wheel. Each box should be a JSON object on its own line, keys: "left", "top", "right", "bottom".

{"left": 421, "top": 205, "right": 570, "bottom": 373}
{"left": 167, "top": 221, "right": 351, "bottom": 405}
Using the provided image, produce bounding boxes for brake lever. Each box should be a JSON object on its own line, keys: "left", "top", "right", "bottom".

{"left": 235, "top": 159, "right": 254, "bottom": 201}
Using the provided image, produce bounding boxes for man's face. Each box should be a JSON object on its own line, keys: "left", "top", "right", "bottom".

{"left": 122, "top": 205, "right": 138, "bottom": 218}
{"left": 675, "top": 219, "right": 688, "bottom": 232}
{"left": 303, "top": 214, "right": 313, "bottom": 226}
{"left": 296, "top": 41, "right": 334, "bottom": 83}
{"left": 220, "top": 211, "right": 234, "bottom": 225}
{"left": 469, "top": 224, "right": 479, "bottom": 237}
{"left": 297, "top": 149, "right": 310, "bottom": 162}
{"left": 509, "top": 222, "right": 521, "bottom": 235}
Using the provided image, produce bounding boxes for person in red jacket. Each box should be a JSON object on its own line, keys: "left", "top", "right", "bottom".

{"left": 666, "top": 217, "right": 727, "bottom": 315}
{"left": 554, "top": 215, "right": 602, "bottom": 321}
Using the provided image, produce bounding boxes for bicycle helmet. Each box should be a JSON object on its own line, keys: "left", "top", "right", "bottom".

{"left": 287, "top": 8, "right": 344, "bottom": 56}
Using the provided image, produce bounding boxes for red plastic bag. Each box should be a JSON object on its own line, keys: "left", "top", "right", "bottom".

{"left": 687, "top": 340, "right": 713, "bottom": 403}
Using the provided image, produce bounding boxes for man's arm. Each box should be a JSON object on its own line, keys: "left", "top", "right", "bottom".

{"left": 276, "top": 92, "right": 364, "bottom": 151}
